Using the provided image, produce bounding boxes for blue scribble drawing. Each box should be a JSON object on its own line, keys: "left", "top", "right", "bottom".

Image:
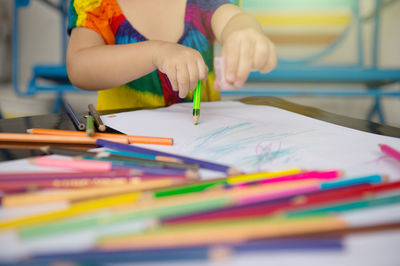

{"left": 185, "top": 122, "right": 308, "bottom": 170}
{"left": 239, "top": 143, "right": 296, "bottom": 170}
{"left": 256, "top": 141, "right": 282, "bottom": 165}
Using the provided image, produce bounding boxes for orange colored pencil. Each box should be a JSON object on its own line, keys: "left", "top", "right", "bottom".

{"left": 0, "top": 133, "right": 128, "bottom": 145}
{"left": 27, "top": 128, "right": 173, "bottom": 146}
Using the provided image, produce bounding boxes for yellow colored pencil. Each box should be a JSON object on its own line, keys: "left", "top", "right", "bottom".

{"left": 227, "top": 168, "right": 301, "bottom": 184}
{"left": 0, "top": 192, "right": 141, "bottom": 231}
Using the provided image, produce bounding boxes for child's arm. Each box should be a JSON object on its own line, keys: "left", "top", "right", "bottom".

{"left": 211, "top": 4, "right": 277, "bottom": 89}
{"left": 66, "top": 27, "right": 208, "bottom": 98}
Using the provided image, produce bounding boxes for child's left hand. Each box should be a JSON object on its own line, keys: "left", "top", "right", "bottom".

{"left": 215, "top": 28, "right": 277, "bottom": 90}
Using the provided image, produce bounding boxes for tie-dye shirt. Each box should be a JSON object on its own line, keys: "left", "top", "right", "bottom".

{"left": 68, "top": 0, "right": 238, "bottom": 111}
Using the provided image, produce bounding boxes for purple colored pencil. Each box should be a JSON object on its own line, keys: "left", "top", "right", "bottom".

{"left": 17, "top": 237, "right": 342, "bottom": 264}
{"left": 96, "top": 139, "right": 241, "bottom": 175}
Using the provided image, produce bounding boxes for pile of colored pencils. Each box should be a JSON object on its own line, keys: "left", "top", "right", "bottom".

{"left": 1, "top": 140, "right": 400, "bottom": 265}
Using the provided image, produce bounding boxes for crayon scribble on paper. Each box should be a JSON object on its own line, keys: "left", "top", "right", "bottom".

{"left": 185, "top": 122, "right": 306, "bottom": 171}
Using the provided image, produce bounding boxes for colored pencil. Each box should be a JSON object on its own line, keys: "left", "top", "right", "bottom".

{"left": 98, "top": 218, "right": 400, "bottom": 251}
{"left": 19, "top": 237, "right": 342, "bottom": 264}
{"left": 41, "top": 146, "right": 199, "bottom": 171}
{"left": 0, "top": 175, "right": 188, "bottom": 193}
{"left": 29, "top": 156, "right": 195, "bottom": 178}
{"left": 0, "top": 178, "right": 182, "bottom": 209}
{"left": 319, "top": 174, "right": 385, "bottom": 190}
{"left": 96, "top": 139, "right": 242, "bottom": 175}
{"left": 163, "top": 181, "right": 400, "bottom": 225}
{"left": 98, "top": 191, "right": 400, "bottom": 251}
{"left": 0, "top": 133, "right": 128, "bottom": 145}
{"left": 236, "top": 170, "right": 340, "bottom": 187}
{"left": 0, "top": 169, "right": 141, "bottom": 180}
{"left": 86, "top": 115, "right": 95, "bottom": 136}
{"left": 98, "top": 215, "right": 348, "bottom": 250}
{"left": 0, "top": 192, "right": 143, "bottom": 231}
{"left": 153, "top": 168, "right": 300, "bottom": 198}
{"left": 15, "top": 180, "right": 321, "bottom": 238}
{"left": 27, "top": 128, "right": 173, "bottom": 146}
{"left": 287, "top": 194, "right": 400, "bottom": 218}
{"left": 88, "top": 104, "right": 106, "bottom": 131}
{"left": 82, "top": 157, "right": 198, "bottom": 178}
{"left": 227, "top": 168, "right": 301, "bottom": 184}
{"left": 379, "top": 144, "right": 400, "bottom": 162}
{"left": 64, "top": 102, "right": 85, "bottom": 130}
{"left": 193, "top": 81, "right": 202, "bottom": 125}
{"left": 30, "top": 156, "right": 113, "bottom": 172}
{"left": 240, "top": 174, "right": 385, "bottom": 205}
{"left": 0, "top": 142, "right": 95, "bottom": 151}
{"left": 104, "top": 149, "right": 180, "bottom": 162}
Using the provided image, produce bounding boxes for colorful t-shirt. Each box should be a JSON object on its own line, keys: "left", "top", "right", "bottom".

{"left": 68, "top": 0, "right": 238, "bottom": 111}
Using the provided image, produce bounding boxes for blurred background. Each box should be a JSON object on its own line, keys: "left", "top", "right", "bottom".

{"left": 0, "top": 0, "right": 399, "bottom": 126}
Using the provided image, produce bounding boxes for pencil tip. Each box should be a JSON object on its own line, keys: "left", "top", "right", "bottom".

{"left": 186, "top": 169, "right": 200, "bottom": 181}
{"left": 227, "top": 167, "right": 244, "bottom": 176}
{"left": 193, "top": 116, "right": 199, "bottom": 125}
{"left": 39, "top": 146, "right": 51, "bottom": 154}
{"left": 26, "top": 128, "right": 33, "bottom": 134}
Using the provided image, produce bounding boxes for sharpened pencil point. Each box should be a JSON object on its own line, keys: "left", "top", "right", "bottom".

{"left": 227, "top": 167, "right": 244, "bottom": 176}
{"left": 193, "top": 116, "right": 199, "bottom": 125}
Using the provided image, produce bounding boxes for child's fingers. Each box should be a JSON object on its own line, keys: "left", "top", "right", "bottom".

{"left": 177, "top": 64, "right": 190, "bottom": 98}
{"left": 197, "top": 59, "right": 208, "bottom": 81}
{"left": 168, "top": 66, "right": 179, "bottom": 92}
{"left": 235, "top": 40, "right": 253, "bottom": 88}
{"left": 259, "top": 41, "right": 277, "bottom": 74}
{"left": 253, "top": 41, "right": 269, "bottom": 70}
{"left": 222, "top": 41, "right": 240, "bottom": 83}
{"left": 187, "top": 62, "right": 199, "bottom": 92}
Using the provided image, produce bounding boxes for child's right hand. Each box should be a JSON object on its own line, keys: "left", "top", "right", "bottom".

{"left": 152, "top": 42, "right": 209, "bottom": 98}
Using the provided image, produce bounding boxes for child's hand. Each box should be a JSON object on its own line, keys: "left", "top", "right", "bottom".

{"left": 216, "top": 28, "right": 277, "bottom": 90}
{"left": 153, "top": 42, "right": 209, "bottom": 98}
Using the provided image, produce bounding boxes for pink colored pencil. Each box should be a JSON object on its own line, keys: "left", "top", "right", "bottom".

{"left": 238, "top": 185, "right": 321, "bottom": 205}
{"left": 0, "top": 169, "right": 140, "bottom": 180}
{"left": 238, "top": 170, "right": 341, "bottom": 188}
{"left": 30, "top": 156, "right": 113, "bottom": 172}
{"left": 380, "top": 144, "right": 400, "bottom": 162}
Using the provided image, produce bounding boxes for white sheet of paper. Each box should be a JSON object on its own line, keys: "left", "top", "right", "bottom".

{"left": 101, "top": 101, "right": 400, "bottom": 180}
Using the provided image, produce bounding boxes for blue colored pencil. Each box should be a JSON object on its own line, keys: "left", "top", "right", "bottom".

{"left": 96, "top": 139, "right": 242, "bottom": 175}
{"left": 320, "top": 174, "right": 385, "bottom": 190}
{"left": 64, "top": 102, "right": 85, "bottom": 130}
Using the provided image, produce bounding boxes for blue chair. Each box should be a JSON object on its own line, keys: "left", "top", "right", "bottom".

{"left": 12, "top": 0, "right": 82, "bottom": 113}
{"left": 224, "top": 0, "right": 400, "bottom": 124}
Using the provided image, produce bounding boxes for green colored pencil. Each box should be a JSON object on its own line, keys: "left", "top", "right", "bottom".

{"left": 286, "top": 194, "right": 400, "bottom": 218}
{"left": 193, "top": 81, "right": 202, "bottom": 125}
{"left": 86, "top": 115, "right": 95, "bottom": 137}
